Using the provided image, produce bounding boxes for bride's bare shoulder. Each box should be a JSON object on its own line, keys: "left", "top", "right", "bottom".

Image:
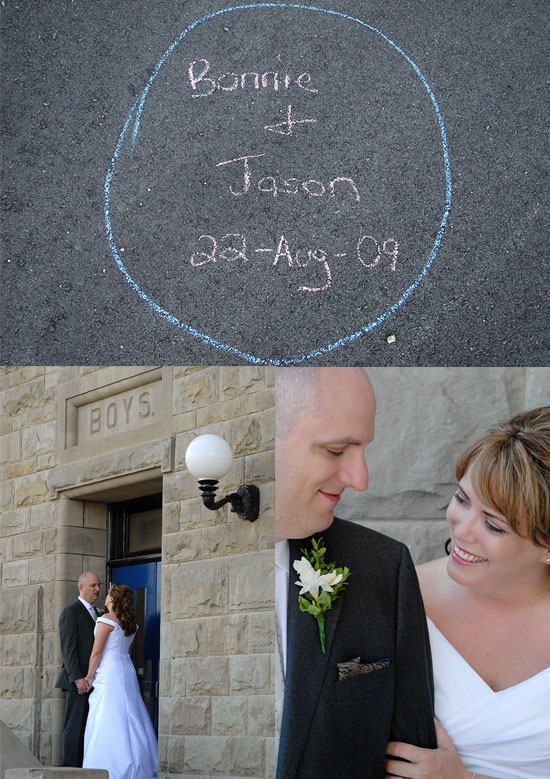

{"left": 416, "top": 557, "right": 449, "bottom": 612}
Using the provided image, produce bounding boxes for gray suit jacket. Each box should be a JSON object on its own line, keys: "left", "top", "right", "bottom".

{"left": 55, "top": 599, "right": 96, "bottom": 692}
{"left": 277, "top": 518, "right": 436, "bottom": 778}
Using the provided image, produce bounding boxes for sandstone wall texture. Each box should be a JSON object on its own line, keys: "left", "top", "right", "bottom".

{"left": 338, "top": 367, "right": 550, "bottom": 562}
{"left": 0, "top": 366, "right": 275, "bottom": 779}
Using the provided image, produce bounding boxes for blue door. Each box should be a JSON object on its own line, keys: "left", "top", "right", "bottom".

{"left": 111, "top": 561, "right": 161, "bottom": 732}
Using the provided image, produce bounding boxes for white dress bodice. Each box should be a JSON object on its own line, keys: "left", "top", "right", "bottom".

{"left": 428, "top": 617, "right": 550, "bottom": 778}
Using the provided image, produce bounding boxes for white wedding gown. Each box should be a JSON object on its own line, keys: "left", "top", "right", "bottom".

{"left": 83, "top": 617, "right": 158, "bottom": 779}
{"left": 428, "top": 618, "right": 550, "bottom": 778}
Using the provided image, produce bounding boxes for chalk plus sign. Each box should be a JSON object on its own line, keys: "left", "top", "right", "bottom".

{"left": 264, "top": 104, "right": 317, "bottom": 136}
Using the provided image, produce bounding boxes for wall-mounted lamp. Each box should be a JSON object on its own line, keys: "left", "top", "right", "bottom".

{"left": 184, "top": 434, "right": 260, "bottom": 522}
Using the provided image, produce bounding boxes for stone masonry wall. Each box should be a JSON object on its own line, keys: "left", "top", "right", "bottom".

{"left": 159, "top": 366, "right": 275, "bottom": 778}
{"left": 338, "top": 367, "right": 550, "bottom": 562}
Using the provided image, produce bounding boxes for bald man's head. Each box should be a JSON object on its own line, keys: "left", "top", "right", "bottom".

{"left": 275, "top": 368, "right": 376, "bottom": 541}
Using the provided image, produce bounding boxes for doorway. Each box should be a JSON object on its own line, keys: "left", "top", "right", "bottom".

{"left": 108, "top": 494, "right": 162, "bottom": 733}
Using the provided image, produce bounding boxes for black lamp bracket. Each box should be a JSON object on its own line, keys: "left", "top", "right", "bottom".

{"left": 198, "top": 480, "right": 260, "bottom": 522}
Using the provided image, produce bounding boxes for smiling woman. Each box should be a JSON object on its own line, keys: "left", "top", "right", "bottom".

{"left": 387, "top": 405, "right": 550, "bottom": 779}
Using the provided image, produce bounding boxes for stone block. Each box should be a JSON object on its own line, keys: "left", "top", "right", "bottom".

{"left": 171, "top": 564, "right": 228, "bottom": 619}
{"left": 159, "top": 658, "right": 172, "bottom": 697}
{"left": 0, "top": 535, "right": 14, "bottom": 564}
{"left": 0, "top": 378, "right": 44, "bottom": 420}
{"left": 161, "top": 566, "right": 172, "bottom": 620}
{"left": 21, "top": 422, "right": 56, "bottom": 459}
{"left": 6, "top": 366, "right": 45, "bottom": 387}
{"left": 230, "top": 655, "right": 271, "bottom": 695}
{"left": 195, "top": 389, "right": 274, "bottom": 429}
{"left": 179, "top": 496, "right": 226, "bottom": 532}
{"left": 0, "top": 698, "right": 33, "bottom": 731}
{"left": 2, "top": 460, "right": 38, "bottom": 480}
{"left": 84, "top": 502, "right": 107, "bottom": 530}
{"left": 184, "top": 657, "right": 230, "bottom": 696}
{"left": 173, "top": 370, "right": 219, "bottom": 415}
{"left": 229, "top": 553, "right": 274, "bottom": 612}
{"left": 0, "top": 668, "right": 27, "bottom": 698}
{"left": 171, "top": 409, "right": 197, "bottom": 435}
{"left": 58, "top": 526, "right": 105, "bottom": 556}
{"left": 265, "top": 736, "right": 277, "bottom": 779}
{"left": 225, "top": 414, "right": 268, "bottom": 458}
{"left": 258, "top": 513, "right": 274, "bottom": 552}
{"left": 212, "top": 696, "right": 248, "bottom": 736}
{"left": 37, "top": 452, "right": 56, "bottom": 471}
{"left": 183, "top": 735, "right": 231, "bottom": 774}
{"left": 0, "top": 478, "right": 14, "bottom": 512}
{"left": 205, "top": 615, "right": 248, "bottom": 656}
{"left": 0, "top": 507, "right": 31, "bottom": 537}
{"left": 227, "top": 737, "right": 265, "bottom": 776}
{"left": 362, "top": 518, "right": 449, "bottom": 565}
{"left": 0, "top": 431, "right": 21, "bottom": 464}
{"left": 169, "top": 659, "right": 186, "bottom": 697}
{"left": 51, "top": 553, "right": 83, "bottom": 584}
{"left": 171, "top": 696, "right": 212, "bottom": 736}
{"left": 11, "top": 529, "right": 52, "bottom": 560}
{"left": 163, "top": 528, "right": 202, "bottom": 564}
{"left": 202, "top": 523, "right": 259, "bottom": 559}
{"left": 13, "top": 474, "right": 49, "bottom": 508}
{"left": 162, "top": 501, "right": 181, "bottom": 534}
{"left": 244, "top": 451, "right": 274, "bottom": 485}
{"left": 171, "top": 619, "right": 206, "bottom": 658}
{"left": 2, "top": 560, "right": 29, "bottom": 587}
{"left": 163, "top": 470, "right": 201, "bottom": 504}
{"left": 0, "top": 586, "right": 38, "bottom": 631}
{"left": 248, "top": 696, "right": 274, "bottom": 737}
{"left": 166, "top": 734, "right": 186, "bottom": 773}
{"left": 220, "top": 367, "right": 265, "bottom": 400}
{"left": 248, "top": 613, "right": 274, "bottom": 654}
{"left": 29, "top": 501, "right": 55, "bottom": 531}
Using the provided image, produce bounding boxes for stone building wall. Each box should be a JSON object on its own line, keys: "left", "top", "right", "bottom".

{"left": 0, "top": 366, "right": 275, "bottom": 778}
{"left": 338, "top": 367, "right": 550, "bottom": 562}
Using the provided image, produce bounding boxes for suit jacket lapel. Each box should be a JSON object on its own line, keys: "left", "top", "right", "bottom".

{"left": 277, "top": 539, "right": 344, "bottom": 778}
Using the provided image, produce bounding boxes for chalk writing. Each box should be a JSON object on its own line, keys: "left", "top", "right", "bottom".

{"left": 216, "top": 153, "right": 361, "bottom": 201}
{"left": 105, "top": 4, "right": 452, "bottom": 366}
{"left": 188, "top": 58, "right": 319, "bottom": 97}
{"left": 188, "top": 231, "right": 399, "bottom": 293}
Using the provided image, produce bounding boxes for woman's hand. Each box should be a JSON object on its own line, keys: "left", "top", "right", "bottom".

{"left": 386, "top": 720, "right": 471, "bottom": 778}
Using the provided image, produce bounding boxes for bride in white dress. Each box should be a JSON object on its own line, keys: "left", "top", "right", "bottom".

{"left": 386, "top": 406, "right": 550, "bottom": 779}
{"left": 82, "top": 583, "right": 158, "bottom": 779}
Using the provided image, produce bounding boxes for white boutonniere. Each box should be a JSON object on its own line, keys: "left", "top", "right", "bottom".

{"left": 95, "top": 607, "right": 105, "bottom": 617}
{"left": 294, "top": 537, "right": 350, "bottom": 653}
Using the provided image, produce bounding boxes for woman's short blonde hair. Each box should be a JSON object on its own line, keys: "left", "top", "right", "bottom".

{"left": 455, "top": 406, "right": 550, "bottom": 547}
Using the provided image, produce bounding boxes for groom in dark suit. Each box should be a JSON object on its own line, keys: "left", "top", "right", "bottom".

{"left": 275, "top": 368, "right": 436, "bottom": 778}
{"left": 55, "top": 571, "right": 100, "bottom": 766}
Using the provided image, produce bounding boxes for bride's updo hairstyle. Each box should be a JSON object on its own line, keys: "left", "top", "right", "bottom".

{"left": 108, "top": 583, "right": 137, "bottom": 636}
{"left": 455, "top": 406, "right": 550, "bottom": 547}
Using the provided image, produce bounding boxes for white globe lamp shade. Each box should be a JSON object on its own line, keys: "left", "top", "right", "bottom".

{"left": 185, "top": 434, "right": 233, "bottom": 481}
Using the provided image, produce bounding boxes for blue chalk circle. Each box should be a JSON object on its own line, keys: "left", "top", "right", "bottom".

{"left": 104, "top": 3, "right": 452, "bottom": 365}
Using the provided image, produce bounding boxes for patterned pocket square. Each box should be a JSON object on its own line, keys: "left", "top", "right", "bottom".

{"left": 337, "top": 656, "right": 391, "bottom": 680}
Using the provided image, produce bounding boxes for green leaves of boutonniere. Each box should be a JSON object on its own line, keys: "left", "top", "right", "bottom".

{"left": 293, "top": 537, "right": 350, "bottom": 653}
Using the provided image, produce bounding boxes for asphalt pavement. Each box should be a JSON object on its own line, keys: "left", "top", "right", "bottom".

{"left": 1, "top": 0, "right": 548, "bottom": 365}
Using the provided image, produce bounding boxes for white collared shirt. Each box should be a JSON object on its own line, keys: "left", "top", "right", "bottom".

{"left": 275, "top": 539, "right": 290, "bottom": 674}
{"left": 78, "top": 596, "right": 97, "bottom": 621}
